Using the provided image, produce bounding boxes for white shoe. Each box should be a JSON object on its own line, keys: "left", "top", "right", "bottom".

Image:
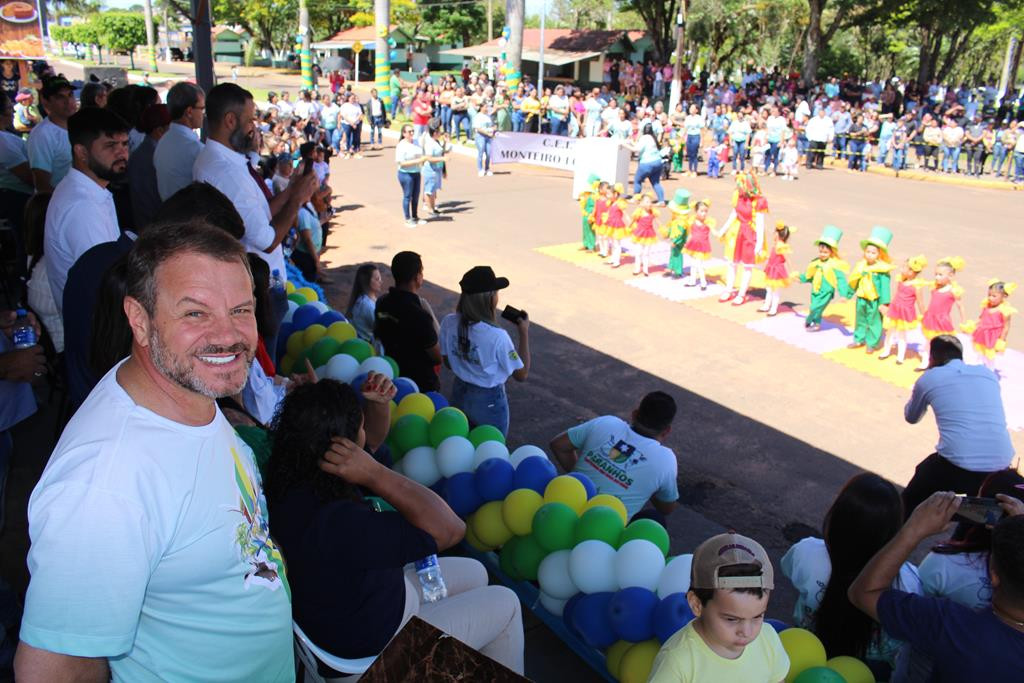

{"left": 486, "top": 170, "right": 493, "bottom": 176}
{"left": 416, "top": 218, "right": 427, "bottom": 225}
{"left": 405, "top": 219, "right": 416, "bottom": 227}
{"left": 478, "top": 170, "right": 485, "bottom": 177}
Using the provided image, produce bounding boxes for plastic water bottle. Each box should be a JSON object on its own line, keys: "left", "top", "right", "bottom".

{"left": 269, "top": 269, "right": 285, "bottom": 294}
{"left": 11, "top": 309, "right": 37, "bottom": 349}
{"left": 415, "top": 554, "right": 448, "bottom": 603}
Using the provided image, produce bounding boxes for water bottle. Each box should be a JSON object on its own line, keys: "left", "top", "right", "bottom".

{"left": 415, "top": 554, "right": 448, "bottom": 603}
{"left": 11, "top": 309, "right": 37, "bottom": 349}
{"left": 269, "top": 269, "right": 285, "bottom": 294}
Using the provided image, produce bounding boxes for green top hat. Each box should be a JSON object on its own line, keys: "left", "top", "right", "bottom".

{"left": 668, "top": 188, "right": 692, "bottom": 213}
{"left": 860, "top": 225, "right": 894, "bottom": 254}
{"left": 814, "top": 224, "right": 843, "bottom": 251}
{"left": 587, "top": 172, "right": 601, "bottom": 184}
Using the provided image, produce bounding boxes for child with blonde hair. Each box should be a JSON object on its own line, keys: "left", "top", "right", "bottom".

{"left": 878, "top": 255, "right": 928, "bottom": 364}
{"left": 629, "top": 193, "right": 660, "bottom": 276}
{"left": 963, "top": 280, "right": 1016, "bottom": 372}
{"left": 759, "top": 221, "right": 794, "bottom": 316}
{"left": 917, "top": 257, "right": 966, "bottom": 370}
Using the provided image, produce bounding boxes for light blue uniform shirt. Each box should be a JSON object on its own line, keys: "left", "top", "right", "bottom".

{"left": 904, "top": 360, "right": 1014, "bottom": 472}
{"left": 350, "top": 294, "right": 376, "bottom": 343}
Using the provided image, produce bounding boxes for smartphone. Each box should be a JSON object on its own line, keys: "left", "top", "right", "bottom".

{"left": 501, "top": 305, "right": 527, "bottom": 323}
{"left": 953, "top": 496, "right": 1006, "bottom": 526}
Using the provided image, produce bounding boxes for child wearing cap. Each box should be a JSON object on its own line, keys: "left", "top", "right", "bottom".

{"left": 578, "top": 173, "right": 601, "bottom": 252}
{"left": 661, "top": 189, "right": 691, "bottom": 279}
{"left": 843, "top": 226, "right": 895, "bottom": 353}
{"left": 648, "top": 532, "right": 789, "bottom": 683}
{"left": 799, "top": 226, "right": 849, "bottom": 331}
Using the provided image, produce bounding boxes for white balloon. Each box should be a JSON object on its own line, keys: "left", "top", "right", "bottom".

{"left": 472, "top": 441, "right": 510, "bottom": 470}
{"left": 614, "top": 540, "right": 665, "bottom": 591}
{"left": 359, "top": 356, "right": 394, "bottom": 380}
{"left": 656, "top": 554, "right": 694, "bottom": 599}
{"left": 569, "top": 540, "right": 619, "bottom": 594}
{"left": 402, "top": 446, "right": 440, "bottom": 486}
{"left": 510, "top": 444, "right": 547, "bottom": 468}
{"left": 313, "top": 365, "right": 327, "bottom": 379}
{"left": 309, "top": 301, "right": 330, "bottom": 314}
{"left": 436, "top": 436, "right": 476, "bottom": 478}
{"left": 325, "top": 354, "right": 360, "bottom": 383}
{"left": 283, "top": 300, "right": 299, "bottom": 323}
{"left": 537, "top": 549, "right": 577, "bottom": 600}
{"left": 538, "top": 591, "right": 567, "bottom": 617}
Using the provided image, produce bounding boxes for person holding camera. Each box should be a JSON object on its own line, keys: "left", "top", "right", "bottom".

{"left": 439, "top": 266, "right": 529, "bottom": 437}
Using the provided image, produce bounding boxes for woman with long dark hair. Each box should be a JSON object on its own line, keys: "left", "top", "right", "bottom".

{"left": 265, "top": 380, "right": 524, "bottom": 671}
{"left": 781, "top": 473, "right": 921, "bottom": 671}
{"left": 345, "top": 263, "right": 382, "bottom": 343}
{"left": 438, "top": 266, "right": 529, "bottom": 437}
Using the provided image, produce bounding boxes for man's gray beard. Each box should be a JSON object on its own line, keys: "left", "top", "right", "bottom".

{"left": 149, "top": 328, "right": 252, "bottom": 399}
{"left": 229, "top": 124, "right": 254, "bottom": 154}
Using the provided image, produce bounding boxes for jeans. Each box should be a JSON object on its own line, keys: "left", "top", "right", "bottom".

{"left": 475, "top": 134, "right": 492, "bottom": 171}
{"left": 686, "top": 135, "right": 700, "bottom": 173}
{"left": 877, "top": 136, "right": 891, "bottom": 165}
{"left": 451, "top": 377, "right": 510, "bottom": 436}
{"left": 941, "top": 144, "right": 960, "bottom": 173}
{"left": 340, "top": 123, "right": 353, "bottom": 152}
{"left": 511, "top": 113, "right": 524, "bottom": 132}
{"left": 992, "top": 142, "right": 1007, "bottom": 175}
{"left": 796, "top": 132, "right": 809, "bottom": 158}
{"left": 327, "top": 127, "right": 340, "bottom": 151}
{"left": 389, "top": 95, "right": 400, "bottom": 119}
{"left": 731, "top": 140, "right": 746, "bottom": 171}
{"left": 893, "top": 147, "right": 906, "bottom": 170}
{"left": 585, "top": 117, "right": 602, "bottom": 138}
{"left": 1015, "top": 152, "right": 1024, "bottom": 182}
{"left": 633, "top": 159, "right": 666, "bottom": 202}
{"left": 439, "top": 105, "right": 452, "bottom": 132}
{"left": 346, "top": 122, "right": 361, "bottom": 152}
{"left": 965, "top": 145, "right": 983, "bottom": 175}
{"left": 765, "top": 141, "right": 780, "bottom": 173}
{"left": 452, "top": 112, "right": 470, "bottom": 141}
{"left": 397, "top": 171, "right": 421, "bottom": 220}
{"left": 549, "top": 117, "right": 567, "bottom": 136}
{"left": 413, "top": 122, "right": 428, "bottom": 139}
{"left": 834, "top": 134, "right": 847, "bottom": 160}
{"left": 847, "top": 139, "right": 865, "bottom": 170}
{"left": 369, "top": 115, "right": 385, "bottom": 145}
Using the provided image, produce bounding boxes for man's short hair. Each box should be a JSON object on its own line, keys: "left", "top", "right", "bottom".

{"left": 154, "top": 182, "right": 245, "bottom": 239}
{"left": 167, "top": 81, "right": 204, "bottom": 121}
{"left": 391, "top": 251, "right": 423, "bottom": 285}
{"left": 124, "top": 219, "right": 250, "bottom": 317}
{"left": 79, "top": 81, "right": 106, "bottom": 108}
{"left": 992, "top": 515, "right": 1024, "bottom": 601}
{"left": 635, "top": 391, "right": 677, "bottom": 434}
{"left": 298, "top": 141, "right": 316, "bottom": 159}
{"left": 206, "top": 83, "right": 253, "bottom": 128}
{"left": 68, "top": 107, "right": 130, "bottom": 150}
{"left": 930, "top": 335, "right": 963, "bottom": 367}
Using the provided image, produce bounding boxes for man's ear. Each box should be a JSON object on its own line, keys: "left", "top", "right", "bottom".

{"left": 124, "top": 296, "right": 152, "bottom": 347}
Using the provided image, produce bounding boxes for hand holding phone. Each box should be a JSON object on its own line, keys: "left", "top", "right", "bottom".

{"left": 953, "top": 496, "right": 1007, "bottom": 527}
{"left": 501, "top": 305, "right": 527, "bottom": 324}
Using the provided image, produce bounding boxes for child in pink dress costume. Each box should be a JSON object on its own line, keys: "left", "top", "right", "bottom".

{"left": 879, "top": 255, "right": 928, "bottom": 365}
{"left": 759, "top": 221, "right": 794, "bottom": 316}
{"left": 963, "top": 280, "right": 1016, "bottom": 372}
{"left": 917, "top": 257, "right": 966, "bottom": 370}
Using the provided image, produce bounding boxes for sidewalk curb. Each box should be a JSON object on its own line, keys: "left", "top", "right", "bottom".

{"left": 824, "top": 157, "right": 1020, "bottom": 191}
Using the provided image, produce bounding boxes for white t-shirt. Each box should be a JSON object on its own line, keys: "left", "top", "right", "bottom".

{"left": 26, "top": 117, "right": 72, "bottom": 186}
{"left": 566, "top": 415, "right": 679, "bottom": 518}
{"left": 339, "top": 101, "right": 362, "bottom": 126}
{"left": 439, "top": 314, "right": 523, "bottom": 389}
{"left": 918, "top": 550, "right": 993, "bottom": 611}
{"left": 293, "top": 99, "right": 316, "bottom": 120}
{"left": 20, "top": 362, "right": 293, "bottom": 681}
{"left": 395, "top": 139, "right": 423, "bottom": 173}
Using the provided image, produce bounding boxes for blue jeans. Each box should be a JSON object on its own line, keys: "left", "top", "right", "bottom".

{"left": 397, "top": 171, "right": 421, "bottom": 220}
{"left": 475, "top": 134, "right": 492, "bottom": 171}
{"left": 264, "top": 285, "right": 289, "bottom": 362}
{"left": 848, "top": 140, "right": 865, "bottom": 170}
{"left": 893, "top": 147, "right": 906, "bottom": 170}
{"left": 340, "top": 123, "right": 353, "bottom": 152}
{"left": 452, "top": 112, "right": 470, "bottom": 141}
{"left": 1014, "top": 152, "right": 1024, "bottom": 183}
{"left": 732, "top": 140, "right": 746, "bottom": 171}
{"left": 877, "top": 136, "right": 891, "bottom": 165}
{"left": 327, "top": 127, "right": 340, "bottom": 151}
{"left": 765, "top": 141, "right": 780, "bottom": 173}
{"left": 549, "top": 117, "right": 567, "bottom": 136}
{"left": 992, "top": 143, "right": 1007, "bottom": 175}
{"left": 369, "top": 115, "right": 384, "bottom": 145}
{"left": 511, "top": 112, "right": 524, "bottom": 132}
{"left": 796, "top": 133, "right": 809, "bottom": 158}
{"left": 941, "top": 144, "right": 960, "bottom": 173}
{"left": 451, "top": 377, "right": 510, "bottom": 437}
{"left": 389, "top": 95, "right": 400, "bottom": 119}
{"left": 439, "top": 105, "right": 452, "bottom": 132}
{"left": 686, "top": 135, "right": 700, "bottom": 173}
{"left": 347, "top": 122, "right": 361, "bottom": 152}
{"left": 834, "top": 134, "right": 847, "bottom": 160}
{"left": 633, "top": 159, "right": 665, "bottom": 202}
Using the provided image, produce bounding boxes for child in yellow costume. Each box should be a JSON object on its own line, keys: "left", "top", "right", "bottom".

{"left": 578, "top": 172, "right": 601, "bottom": 252}
{"left": 799, "top": 225, "right": 849, "bottom": 330}
{"left": 713, "top": 171, "right": 769, "bottom": 306}
{"left": 843, "top": 225, "right": 895, "bottom": 353}
{"left": 660, "top": 188, "right": 691, "bottom": 279}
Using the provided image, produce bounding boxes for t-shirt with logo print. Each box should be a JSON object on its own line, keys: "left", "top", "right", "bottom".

{"left": 567, "top": 415, "right": 679, "bottom": 519}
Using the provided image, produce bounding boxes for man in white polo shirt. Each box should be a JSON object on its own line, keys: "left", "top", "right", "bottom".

{"left": 154, "top": 80, "right": 205, "bottom": 200}
{"left": 27, "top": 76, "right": 77, "bottom": 192}
{"left": 44, "top": 107, "right": 128, "bottom": 314}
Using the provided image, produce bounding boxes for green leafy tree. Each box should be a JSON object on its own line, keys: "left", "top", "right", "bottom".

{"left": 95, "top": 12, "right": 148, "bottom": 68}
{"left": 49, "top": 25, "right": 72, "bottom": 55}
{"left": 550, "top": 0, "right": 614, "bottom": 29}
{"left": 68, "top": 19, "right": 102, "bottom": 62}
{"left": 419, "top": 2, "right": 489, "bottom": 45}
{"left": 619, "top": 0, "right": 679, "bottom": 60}
{"left": 213, "top": 0, "right": 297, "bottom": 56}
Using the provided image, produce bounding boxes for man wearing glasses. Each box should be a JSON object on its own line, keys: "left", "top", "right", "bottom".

{"left": 154, "top": 81, "right": 206, "bottom": 200}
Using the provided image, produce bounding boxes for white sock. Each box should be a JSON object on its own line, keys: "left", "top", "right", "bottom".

{"left": 737, "top": 268, "right": 753, "bottom": 298}
{"left": 897, "top": 339, "right": 907, "bottom": 362}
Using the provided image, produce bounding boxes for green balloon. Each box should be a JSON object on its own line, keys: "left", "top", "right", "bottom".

{"left": 338, "top": 338, "right": 373, "bottom": 364}
{"left": 619, "top": 518, "right": 670, "bottom": 556}
{"left": 532, "top": 502, "right": 578, "bottom": 552}
{"left": 310, "top": 337, "right": 343, "bottom": 368}
{"left": 428, "top": 407, "right": 470, "bottom": 447}
{"left": 382, "top": 355, "right": 400, "bottom": 378}
{"left": 391, "top": 414, "right": 430, "bottom": 456}
{"left": 499, "top": 536, "right": 522, "bottom": 581}
{"left": 291, "top": 348, "right": 313, "bottom": 375}
{"left": 573, "top": 505, "right": 625, "bottom": 547}
{"left": 287, "top": 293, "right": 308, "bottom": 306}
{"left": 512, "top": 534, "right": 547, "bottom": 581}
{"left": 793, "top": 667, "right": 846, "bottom": 683}
{"left": 468, "top": 424, "right": 506, "bottom": 448}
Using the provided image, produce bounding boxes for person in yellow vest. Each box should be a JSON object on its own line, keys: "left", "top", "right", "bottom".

{"left": 661, "top": 189, "right": 691, "bottom": 279}
{"left": 578, "top": 172, "right": 601, "bottom": 251}
{"left": 844, "top": 226, "right": 895, "bottom": 352}
{"left": 799, "top": 225, "right": 849, "bottom": 331}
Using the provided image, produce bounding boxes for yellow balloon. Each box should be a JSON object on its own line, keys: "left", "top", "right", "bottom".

{"left": 543, "top": 475, "right": 587, "bottom": 513}
{"left": 502, "top": 488, "right": 544, "bottom": 536}
{"left": 326, "top": 321, "right": 357, "bottom": 344}
{"left": 285, "top": 280, "right": 296, "bottom": 294}
{"left": 296, "top": 286, "right": 319, "bottom": 303}
{"left": 583, "top": 494, "right": 629, "bottom": 526}
{"left": 396, "top": 393, "right": 436, "bottom": 422}
{"left": 302, "top": 324, "right": 327, "bottom": 348}
{"left": 605, "top": 640, "right": 634, "bottom": 681}
{"left": 779, "top": 628, "right": 827, "bottom": 683}
{"left": 472, "top": 501, "right": 512, "bottom": 548}
{"left": 826, "top": 656, "right": 874, "bottom": 683}
{"left": 389, "top": 400, "right": 399, "bottom": 426}
{"left": 279, "top": 354, "right": 296, "bottom": 376}
{"left": 619, "top": 639, "right": 660, "bottom": 683}
{"left": 286, "top": 331, "right": 306, "bottom": 357}
{"left": 464, "top": 518, "right": 494, "bottom": 552}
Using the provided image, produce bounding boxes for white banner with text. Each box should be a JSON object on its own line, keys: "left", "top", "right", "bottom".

{"left": 490, "top": 132, "right": 578, "bottom": 171}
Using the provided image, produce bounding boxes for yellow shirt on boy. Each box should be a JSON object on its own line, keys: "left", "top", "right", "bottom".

{"left": 647, "top": 621, "right": 790, "bottom": 683}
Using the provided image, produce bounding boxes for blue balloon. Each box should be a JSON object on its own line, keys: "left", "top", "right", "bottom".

{"left": 569, "top": 472, "right": 597, "bottom": 499}
{"left": 318, "top": 310, "right": 346, "bottom": 327}
{"left": 393, "top": 377, "right": 418, "bottom": 404}
{"left": 513, "top": 456, "right": 557, "bottom": 494}
{"left": 562, "top": 592, "right": 585, "bottom": 638}
{"left": 653, "top": 592, "right": 695, "bottom": 643}
{"left": 609, "top": 587, "right": 659, "bottom": 642}
{"left": 350, "top": 372, "right": 368, "bottom": 391}
{"left": 429, "top": 476, "right": 448, "bottom": 497}
{"left": 474, "top": 458, "right": 515, "bottom": 502}
{"left": 389, "top": 49, "right": 398, "bottom": 61}
{"left": 292, "top": 304, "right": 321, "bottom": 331}
{"left": 571, "top": 592, "right": 617, "bottom": 649}
{"left": 425, "top": 391, "right": 449, "bottom": 410}
{"left": 766, "top": 618, "right": 790, "bottom": 633}
{"left": 275, "top": 322, "right": 294, "bottom": 361}
{"left": 446, "top": 472, "right": 482, "bottom": 518}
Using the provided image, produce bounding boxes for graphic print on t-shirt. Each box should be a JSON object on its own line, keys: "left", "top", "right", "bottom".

{"left": 583, "top": 436, "right": 647, "bottom": 489}
{"left": 231, "top": 447, "right": 289, "bottom": 596}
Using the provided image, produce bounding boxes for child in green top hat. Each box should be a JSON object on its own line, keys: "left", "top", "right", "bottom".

{"left": 661, "top": 188, "right": 692, "bottom": 278}
{"left": 843, "top": 225, "right": 894, "bottom": 352}
{"left": 799, "top": 225, "right": 850, "bottom": 330}
{"left": 578, "top": 172, "right": 601, "bottom": 252}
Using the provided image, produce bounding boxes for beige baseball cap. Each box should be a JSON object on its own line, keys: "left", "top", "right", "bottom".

{"left": 691, "top": 532, "right": 774, "bottom": 590}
